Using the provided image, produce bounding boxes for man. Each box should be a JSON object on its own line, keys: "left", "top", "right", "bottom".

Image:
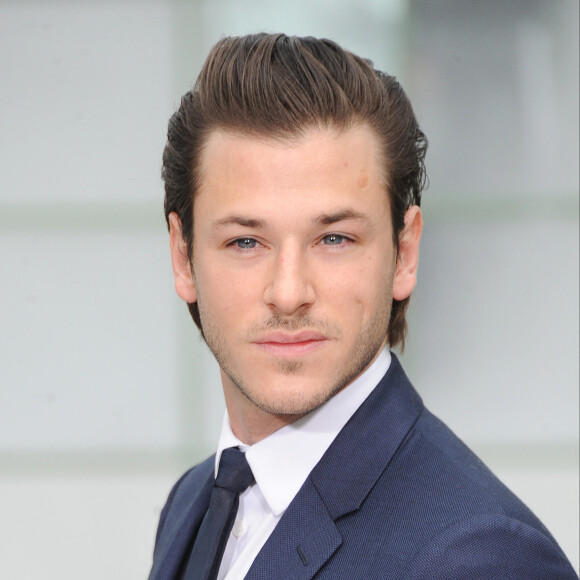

{"left": 149, "top": 33, "right": 577, "bottom": 579}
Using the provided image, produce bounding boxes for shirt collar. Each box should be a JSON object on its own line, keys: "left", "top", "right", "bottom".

{"left": 215, "top": 348, "right": 391, "bottom": 516}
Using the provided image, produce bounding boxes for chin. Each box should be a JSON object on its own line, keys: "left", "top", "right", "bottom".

{"left": 244, "top": 381, "right": 342, "bottom": 417}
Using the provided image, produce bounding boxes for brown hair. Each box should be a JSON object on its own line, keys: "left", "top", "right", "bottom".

{"left": 162, "top": 33, "right": 427, "bottom": 350}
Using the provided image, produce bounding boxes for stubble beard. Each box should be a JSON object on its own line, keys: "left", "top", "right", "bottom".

{"left": 196, "top": 296, "right": 392, "bottom": 417}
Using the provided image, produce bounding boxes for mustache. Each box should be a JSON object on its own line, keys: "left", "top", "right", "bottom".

{"left": 249, "top": 314, "right": 341, "bottom": 336}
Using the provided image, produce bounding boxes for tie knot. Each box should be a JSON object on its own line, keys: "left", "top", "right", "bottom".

{"left": 215, "top": 447, "right": 254, "bottom": 493}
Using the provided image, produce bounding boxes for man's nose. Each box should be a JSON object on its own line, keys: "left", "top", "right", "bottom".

{"left": 262, "top": 244, "right": 316, "bottom": 316}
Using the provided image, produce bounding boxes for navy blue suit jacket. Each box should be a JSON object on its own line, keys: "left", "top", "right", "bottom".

{"left": 149, "top": 355, "right": 578, "bottom": 579}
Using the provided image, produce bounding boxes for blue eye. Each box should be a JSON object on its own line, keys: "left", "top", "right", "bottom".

{"left": 322, "top": 234, "right": 346, "bottom": 245}
{"left": 235, "top": 238, "right": 257, "bottom": 249}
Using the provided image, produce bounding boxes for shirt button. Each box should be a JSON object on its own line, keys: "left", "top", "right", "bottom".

{"left": 232, "top": 519, "right": 248, "bottom": 538}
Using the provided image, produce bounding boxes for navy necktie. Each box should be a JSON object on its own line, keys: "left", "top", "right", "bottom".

{"left": 183, "top": 447, "right": 255, "bottom": 580}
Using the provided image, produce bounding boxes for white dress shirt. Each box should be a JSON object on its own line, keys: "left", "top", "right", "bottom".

{"left": 214, "top": 349, "right": 391, "bottom": 580}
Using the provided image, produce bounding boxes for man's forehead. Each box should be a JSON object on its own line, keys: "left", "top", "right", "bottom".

{"left": 191, "top": 125, "right": 392, "bottom": 238}
{"left": 193, "top": 125, "right": 391, "bottom": 230}
{"left": 198, "top": 124, "right": 385, "bottom": 178}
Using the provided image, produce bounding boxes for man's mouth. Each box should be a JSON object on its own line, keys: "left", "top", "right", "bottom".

{"left": 253, "top": 331, "right": 328, "bottom": 356}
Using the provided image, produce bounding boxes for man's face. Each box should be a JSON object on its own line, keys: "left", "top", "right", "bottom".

{"left": 170, "top": 124, "right": 420, "bottom": 438}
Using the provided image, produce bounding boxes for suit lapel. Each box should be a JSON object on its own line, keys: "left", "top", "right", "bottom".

{"left": 310, "top": 354, "right": 423, "bottom": 520}
{"left": 149, "top": 464, "right": 214, "bottom": 580}
{"left": 245, "top": 478, "right": 342, "bottom": 580}
{"left": 245, "top": 354, "right": 423, "bottom": 579}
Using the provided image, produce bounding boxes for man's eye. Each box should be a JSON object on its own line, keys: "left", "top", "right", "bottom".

{"left": 322, "top": 233, "right": 347, "bottom": 246}
{"left": 234, "top": 238, "right": 258, "bottom": 249}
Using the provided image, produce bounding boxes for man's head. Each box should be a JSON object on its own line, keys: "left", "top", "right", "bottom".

{"left": 163, "top": 33, "right": 427, "bottom": 350}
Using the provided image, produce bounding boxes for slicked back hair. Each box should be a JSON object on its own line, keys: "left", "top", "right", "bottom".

{"left": 163, "top": 33, "right": 427, "bottom": 350}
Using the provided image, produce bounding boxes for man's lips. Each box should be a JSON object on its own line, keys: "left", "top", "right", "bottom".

{"left": 252, "top": 331, "right": 328, "bottom": 356}
{"left": 254, "top": 330, "right": 327, "bottom": 344}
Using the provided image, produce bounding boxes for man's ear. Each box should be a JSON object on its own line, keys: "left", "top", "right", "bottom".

{"left": 392, "top": 205, "right": 423, "bottom": 301}
{"left": 168, "top": 212, "right": 198, "bottom": 303}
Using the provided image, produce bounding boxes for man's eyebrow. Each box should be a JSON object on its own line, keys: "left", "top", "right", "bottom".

{"left": 213, "top": 216, "right": 266, "bottom": 229}
{"left": 313, "top": 209, "right": 369, "bottom": 225}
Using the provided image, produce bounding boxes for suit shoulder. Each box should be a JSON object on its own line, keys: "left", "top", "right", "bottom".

{"left": 392, "top": 408, "right": 567, "bottom": 540}
{"left": 360, "top": 409, "right": 577, "bottom": 577}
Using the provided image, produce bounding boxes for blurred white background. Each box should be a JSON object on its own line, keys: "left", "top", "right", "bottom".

{"left": 0, "top": 0, "right": 578, "bottom": 578}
